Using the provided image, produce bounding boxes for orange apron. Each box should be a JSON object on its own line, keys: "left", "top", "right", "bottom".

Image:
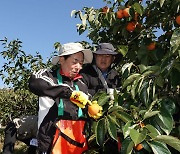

{"left": 51, "top": 70, "right": 88, "bottom": 154}
{"left": 51, "top": 119, "right": 88, "bottom": 154}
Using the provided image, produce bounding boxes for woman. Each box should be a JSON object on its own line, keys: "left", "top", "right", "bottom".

{"left": 28, "top": 42, "right": 93, "bottom": 154}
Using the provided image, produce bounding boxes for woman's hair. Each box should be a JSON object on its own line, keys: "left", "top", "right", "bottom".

{"left": 63, "top": 55, "right": 71, "bottom": 60}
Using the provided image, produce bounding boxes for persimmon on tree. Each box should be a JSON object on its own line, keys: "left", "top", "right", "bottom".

{"left": 116, "top": 9, "right": 124, "bottom": 19}
{"left": 175, "top": 15, "right": 180, "bottom": 25}
{"left": 147, "top": 41, "right": 156, "bottom": 51}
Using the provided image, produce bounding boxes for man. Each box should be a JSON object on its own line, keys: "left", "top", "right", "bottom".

{"left": 80, "top": 42, "right": 121, "bottom": 97}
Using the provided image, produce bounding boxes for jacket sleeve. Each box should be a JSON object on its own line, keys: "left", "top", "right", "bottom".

{"left": 28, "top": 69, "right": 72, "bottom": 99}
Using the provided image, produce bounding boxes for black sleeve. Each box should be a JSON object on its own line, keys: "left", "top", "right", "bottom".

{"left": 28, "top": 69, "right": 72, "bottom": 99}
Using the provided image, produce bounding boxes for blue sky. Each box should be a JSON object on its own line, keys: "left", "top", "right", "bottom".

{"left": 0, "top": 0, "right": 106, "bottom": 88}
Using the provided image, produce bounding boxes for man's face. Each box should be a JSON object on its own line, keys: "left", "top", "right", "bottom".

{"left": 95, "top": 54, "right": 114, "bottom": 72}
{"left": 60, "top": 52, "right": 84, "bottom": 79}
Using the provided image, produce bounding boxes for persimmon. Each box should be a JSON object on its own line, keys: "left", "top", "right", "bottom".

{"left": 102, "top": 6, "right": 109, "bottom": 13}
{"left": 126, "top": 22, "right": 136, "bottom": 32}
{"left": 117, "top": 9, "right": 124, "bottom": 19}
{"left": 175, "top": 15, "right": 180, "bottom": 25}
{"left": 88, "top": 103, "right": 101, "bottom": 116}
{"left": 123, "top": 8, "right": 130, "bottom": 17}
{"left": 147, "top": 42, "right": 156, "bottom": 51}
{"left": 135, "top": 144, "right": 143, "bottom": 151}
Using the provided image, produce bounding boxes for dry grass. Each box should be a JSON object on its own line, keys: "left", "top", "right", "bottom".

{"left": 0, "top": 140, "right": 28, "bottom": 154}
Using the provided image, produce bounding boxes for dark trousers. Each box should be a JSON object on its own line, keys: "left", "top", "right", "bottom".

{"left": 2, "top": 121, "right": 37, "bottom": 154}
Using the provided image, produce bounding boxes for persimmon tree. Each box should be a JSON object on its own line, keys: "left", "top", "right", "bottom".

{"left": 72, "top": 0, "right": 180, "bottom": 153}
{"left": 0, "top": 38, "right": 57, "bottom": 124}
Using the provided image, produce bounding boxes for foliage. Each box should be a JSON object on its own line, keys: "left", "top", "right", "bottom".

{"left": 72, "top": 0, "right": 180, "bottom": 153}
{"left": 0, "top": 38, "right": 57, "bottom": 125}
{"left": 0, "top": 38, "right": 53, "bottom": 90}
{"left": 0, "top": 88, "right": 38, "bottom": 125}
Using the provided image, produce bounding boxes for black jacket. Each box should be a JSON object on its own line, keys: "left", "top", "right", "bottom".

{"left": 80, "top": 64, "right": 121, "bottom": 96}
{"left": 28, "top": 68, "right": 90, "bottom": 152}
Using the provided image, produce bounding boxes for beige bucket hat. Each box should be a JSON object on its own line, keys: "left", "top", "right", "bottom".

{"left": 52, "top": 42, "right": 93, "bottom": 65}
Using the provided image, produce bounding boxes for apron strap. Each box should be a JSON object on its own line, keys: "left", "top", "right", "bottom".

{"left": 57, "top": 69, "right": 83, "bottom": 117}
{"left": 59, "top": 131, "right": 84, "bottom": 148}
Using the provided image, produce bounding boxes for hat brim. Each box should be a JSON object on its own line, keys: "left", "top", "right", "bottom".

{"left": 52, "top": 49, "right": 93, "bottom": 65}
{"left": 93, "top": 49, "right": 118, "bottom": 55}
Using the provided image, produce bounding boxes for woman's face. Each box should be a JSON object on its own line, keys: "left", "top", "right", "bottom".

{"left": 95, "top": 54, "right": 114, "bottom": 72}
{"left": 60, "top": 52, "right": 84, "bottom": 79}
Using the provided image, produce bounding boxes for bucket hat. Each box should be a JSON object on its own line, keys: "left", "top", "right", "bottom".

{"left": 93, "top": 43, "right": 118, "bottom": 55}
{"left": 52, "top": 42, "right": 93, "bottom": 65}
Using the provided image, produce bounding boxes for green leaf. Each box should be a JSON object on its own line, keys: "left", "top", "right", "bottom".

{"left": 95, "top": 118, "right": 107, "bottom": 146}
{"left": 145, "top": 124, "right": 160, "bottom": 137}
{"left": 121, "top": 62, "right": 133, "bottom": 75}
{"left": 155, "top": 112, "right": 173, "bottom": 135}
{"left": 148, "top": 141, "right": 171, "bottom": 154}
{"left": 108, "top": 105, "right": 126, "bottom": 113}
{"left": 106, "top": 116, "right": 117, "bottom": 141}
{"left": 107, "top": 114, "right": 121, "bottom": 128}
{"left": 126, "top": 141, "right": 134, "bottom": 154}
{"left": 170, "top": 28, "right": 180, "bottom": 54}
{"left": 114, "top": 110, "right": 133, "bottom": 123}
{"left": 154, "top": 75, "right": 164, "bottom": 88}
{"left": 160, "top": 57, "right": 174, "bottom": 77}
{"left": 174, "top": 61, "right": 180, "bottom": 72}
{"left": 154, "top": 135, "right": 180, "bottom": 152}
{"left": 122, "top": 73, "right": 141, "bottom": 89}
{"left": 117, "top": 45, "right": 128, "bottom": 57}
{"left": 93, "top": 92, "right": 110, "bottom": 106}
{"left": 121, "top": 137, "right": 134, "bottom": 154}
{"left": 122, "top": 121, "right": 132, "bottom": 138}
{"left": 142, "top": 70, "right": 154, "bottom": 77}
{"left": 139, "top": 80, "right": 149, "bottom": 106}
{"left": 88, "top": 9, "right": 95, "bottom": 22}
{"left": 130, "top": 128, "right": 146, "bottom": 146}
{"left": 132, "top": 2, "right": 143, "bottom": 16}
{"left": 158, "top": 105, "right": 173, "bottom": 135}
{"left": 113, "top": 25, "right": 120, "bottom": 35}
{"left": 159, "top": 0, "right": 165, "bottom": 7}
{"left": 81, "top": 14, "right": 87, "bottom": 26}
{"left": 137, "top": 77, "right": 144, "bottom": 94}
{"left": 170, "top": 68, "right": 180, "bottom": 87}
{"left": 160, "top": 99, "right": 176, "bottom": 115}
{"left": 130, "top": 76, "right": 142, "bottom": 99}
{"left": 143, "top": 111, "right": 160, "bottom": 120}
{"left": 71, "top": 10, "right": 77, "bottom": 17}
{"left": 98, "top": 95, "right": 110, "bottom": 106}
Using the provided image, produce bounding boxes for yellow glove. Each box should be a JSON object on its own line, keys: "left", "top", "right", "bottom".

{"left": 70, "top": 91, "right": 90, "bottom": 108}
{"left": 88, "top": 101, "right": 103, "bottom": 119}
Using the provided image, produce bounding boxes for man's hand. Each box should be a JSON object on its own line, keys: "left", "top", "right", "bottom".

{"left": 70, "top": 91, "right": 90, "bottom": 108}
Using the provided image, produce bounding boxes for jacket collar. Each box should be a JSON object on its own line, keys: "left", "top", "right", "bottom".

{"left": 59, "top": 69, "right": 82, "bottom": 81}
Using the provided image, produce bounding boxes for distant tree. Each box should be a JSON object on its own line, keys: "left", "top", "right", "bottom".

{"left": 0, "top": 38, "right": 57, "bottom": 124}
